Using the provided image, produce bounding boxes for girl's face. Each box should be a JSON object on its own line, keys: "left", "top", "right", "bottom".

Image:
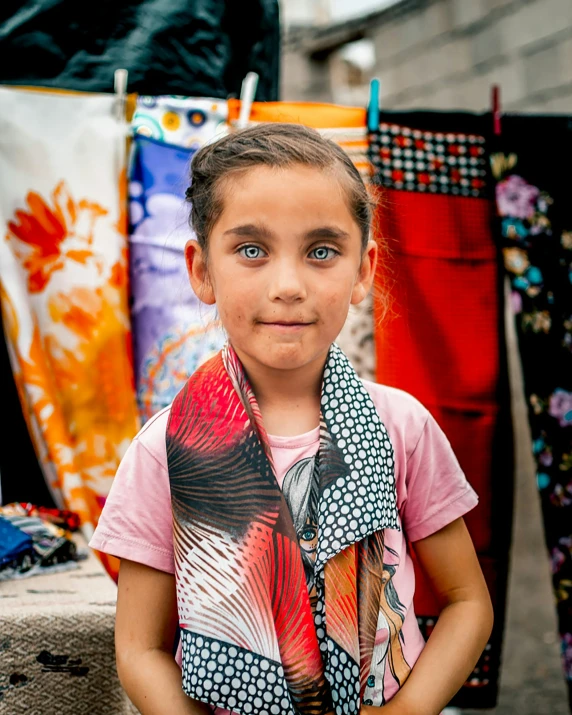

{"left": 186, "top": 164, "right": 377, "bottom": 374}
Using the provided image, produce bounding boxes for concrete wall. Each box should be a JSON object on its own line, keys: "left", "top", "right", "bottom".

{"left": 282, "top": 0, "right": 572, "bottom": 113}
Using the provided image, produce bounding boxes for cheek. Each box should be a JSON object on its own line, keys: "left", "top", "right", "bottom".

{"left": 316, "top": 276, "right": 355, "bottom": 314}
{"left": 323, "top": 262, "right": 361, "bottom": 295}
{"left": 218, "top": 303, "right": 246, "bottom": 325}
{"left": 216, "top": 289, "right": 256, "bottom": 327}
{"left": 209, "top": 266, "right": 255, "bottom": 318}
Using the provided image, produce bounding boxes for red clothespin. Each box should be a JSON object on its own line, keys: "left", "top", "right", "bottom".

{"left": 491, "top": 84, "right": 501, "bottom": 136}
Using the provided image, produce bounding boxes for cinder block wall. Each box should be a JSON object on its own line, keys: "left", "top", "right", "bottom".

{"left": 282, "top": 0, "right": 572, "bottom": 112}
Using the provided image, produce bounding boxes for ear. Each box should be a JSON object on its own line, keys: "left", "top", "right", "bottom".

{"left": 185, "top": 240, "right": 216, "bottom": 305}
{"left": 350, "top": 239, "right": 378, "bottom": 305}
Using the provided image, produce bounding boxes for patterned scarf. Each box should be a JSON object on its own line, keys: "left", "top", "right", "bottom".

{"left": 166, "top": 342, "right": 399, "bottom": 715}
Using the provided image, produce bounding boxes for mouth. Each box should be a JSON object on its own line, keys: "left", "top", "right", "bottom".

{"left": 257, "top": 320, "right": 314, "bottom": 331}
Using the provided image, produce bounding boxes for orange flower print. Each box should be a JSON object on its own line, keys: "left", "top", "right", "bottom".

{"left": 2, "top": 179, "right": 139, "bottom": 567}
{"left": 6, "top": 181, "right": 108, "bottom": 293}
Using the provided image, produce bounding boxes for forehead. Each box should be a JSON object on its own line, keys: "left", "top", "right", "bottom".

{"left": 215, "top": 164, "right": 359, "bottom": 230}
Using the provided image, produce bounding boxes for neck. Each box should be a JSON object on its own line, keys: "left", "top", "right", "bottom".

{"left": 232, "top": 345, "right": 329, "bottom": 436}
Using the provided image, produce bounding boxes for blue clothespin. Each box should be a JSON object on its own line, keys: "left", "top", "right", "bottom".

{"left": 367, "top": 78, "right": 380, "bottom": 133}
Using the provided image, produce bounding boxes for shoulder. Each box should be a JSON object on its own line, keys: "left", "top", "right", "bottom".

{"left": 361, "top": 380, "right": 430, "bottom": 458}
{"left": 361, "top": 381, "right": 478, "bottom": 539}
{"left": 90, "top": 406, "right": 175, "bottom": 573}
{"left": 130, "top": 405, "right": 171, "bottom": 468}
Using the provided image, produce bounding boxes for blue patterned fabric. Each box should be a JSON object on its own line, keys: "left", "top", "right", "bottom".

{"left": 0, "top": 515, "right": 32, "bottom": 569}
{"left": 128, "top": 135, "right": 225, "bottom": 422}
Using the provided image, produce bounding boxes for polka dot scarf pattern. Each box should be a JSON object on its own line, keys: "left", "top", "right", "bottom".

{"left": 166, "top": 343, "right": 399, "bottom": 715}
{"left": 317, "top": 347, "right": 397, "bottom": 569}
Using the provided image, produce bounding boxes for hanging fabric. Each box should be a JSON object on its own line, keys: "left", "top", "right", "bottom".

{"left": 227, "top": 100, "right": 376, "bottom": 381}
{"left": 0, "top": 0, "right": 280, "bottom": 101}
{"left": 129, "top": 100, "right": 228, "bottom": 422}
{"left": 132, "top": 95, "right": 229, "bottom": 149}
{"left": 227, "top": 101, "right": 370, "bottom": 178}
{"left": 368, "top": 120, "right": 513, "bottom": 709}
{"left": 491, "top": 115, "right": 572, "bottom": 711}
{"left": 0, "top": 86, "right": 139, "bottom": 577}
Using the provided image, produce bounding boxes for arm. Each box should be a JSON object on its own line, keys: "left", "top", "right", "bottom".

{"left": 115, "top": 558, "right": 211, "bottom": 715}
{"left": 363, "top": 517, "right": 493, "bottom": 715}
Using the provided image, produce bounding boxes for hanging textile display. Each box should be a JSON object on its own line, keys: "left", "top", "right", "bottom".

{"left": 491, "top": 116, "right": 572, "bottom": 710}
{"left": 228, "top": 101, "right": 370, "bottom": 178}
{"left": 368, "top": 121, "right": 513, "bottom": 709}
{"left": 228, "top": 100, "right": 375, "bottom": 381}
{"left": 0, "top": 86, "right": 139, "bottom": 577}
{"left": 132, "top": 95, "right": 229, "bottom": 149}
{"left": 0, "top": 0, "right": 280, "bottom": 101}
{"left": 129, "top": 123, "right": 226, "bottom": 423}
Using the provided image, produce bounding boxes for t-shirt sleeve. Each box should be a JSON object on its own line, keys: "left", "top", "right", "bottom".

{"left": 89, "top": 433, "right": 174, "bottom": 574}
{"left": 400, "top": 412, "right": 479, "bottom": 543}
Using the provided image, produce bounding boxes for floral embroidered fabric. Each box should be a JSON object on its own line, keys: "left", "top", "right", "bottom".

{"left": 492, "top": 116, "right": 572, "bottom": 708}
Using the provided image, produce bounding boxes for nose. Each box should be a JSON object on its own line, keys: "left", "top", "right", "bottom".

{"left": 267, "top": 259, "right": 307, "bottom": 303}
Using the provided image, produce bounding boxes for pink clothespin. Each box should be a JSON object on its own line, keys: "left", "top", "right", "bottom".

{"left": 491, "top": 85, "right": 501, "bottom": 136}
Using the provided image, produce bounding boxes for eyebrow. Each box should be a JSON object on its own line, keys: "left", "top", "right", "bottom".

{"left": 223, "top": 224, "right": 351, "bottom": 240}
{"left": 305, "top": 226, "right": 350, "bottom": 240}
{"left": 223, "top": 224, "right": 272, "bottom": 239}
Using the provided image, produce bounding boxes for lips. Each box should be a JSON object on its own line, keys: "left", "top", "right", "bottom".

{"left": 257, "top": 320, "right": 314, "bottom": 331}
{"left": 258, "top": 320, "right": 312, "bottom": 328}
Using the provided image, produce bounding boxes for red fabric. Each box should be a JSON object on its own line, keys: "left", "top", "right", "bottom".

{"left": 373, "top": 187, "right": 502, "bottom": 615}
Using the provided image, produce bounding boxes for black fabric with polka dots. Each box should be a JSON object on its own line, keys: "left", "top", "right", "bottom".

{"left": 181, "top": 631, "right": 296, "bottom": 715}
{"left": 315, "top": 342, "right": 399, "bottom": 574}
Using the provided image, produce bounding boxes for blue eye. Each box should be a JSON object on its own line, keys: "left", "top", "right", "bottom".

{"left": 301, "top": 526, "right": 317, "bottom": 541}
{"left": 239, "top": 245, "right": 264, "bottom": 259}
{"left": 310, "top": 246, "right": 337, "bottom": 261}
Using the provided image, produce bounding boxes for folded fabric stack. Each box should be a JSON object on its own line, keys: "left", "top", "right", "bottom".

{"left": 0, "top": 503, "right": 82, "bottom": 581}
{"left": 16, "top": 501, "right": 81, "bottom": 532}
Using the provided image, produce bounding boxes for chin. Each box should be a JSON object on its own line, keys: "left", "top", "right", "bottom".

{"left": 249, "top": 340, "right": 324, "bottom": 371}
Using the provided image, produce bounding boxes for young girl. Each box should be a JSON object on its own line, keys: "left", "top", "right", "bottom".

{"left": 90, "top": 123, "right": 493, "bottom": 715}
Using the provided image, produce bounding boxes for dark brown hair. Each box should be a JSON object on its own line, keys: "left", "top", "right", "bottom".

{"left": 185, "top": 122, "right": 375, "bottom": 257}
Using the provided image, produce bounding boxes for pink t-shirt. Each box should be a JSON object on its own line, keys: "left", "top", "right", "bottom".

{"left": 90, "top": 380, "right": 478, "bottom": 709}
